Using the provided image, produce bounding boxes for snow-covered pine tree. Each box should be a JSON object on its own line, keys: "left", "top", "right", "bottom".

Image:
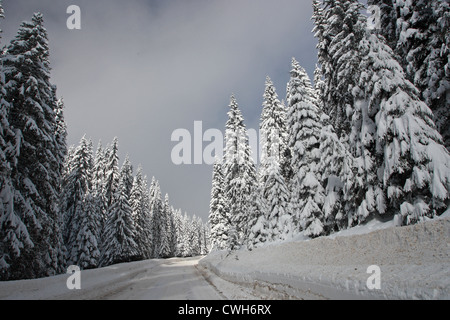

{"left": 260, "top": 76, "right": 288, "bottom": 165}
{"left": 2, "top": 13, "right": 65, "bottom": 278}
{"left": 262, "top": 155, "right": 293, "bottom": 242}
{"left": 189, "top": 215, "right": 202, "bottom": 256}
{"left": 100, "top": 172, "right": 139, "bottom": 267}
{"left": 317, "top": 116, "right": 359, "bottom": 233}
{"left": 119, "top": 155, "right": 133, "bottom": 199}
{"left": 394, "top": 0, "right": 450, "bottom": 150}
{"left": 255, "top": 76, "right": 292, "bottom": 243}
{"left": 130, "top": 166, "right": 152, "bottom": 260}
{"left": 315, "top": 0, "right": 366, "bottom": 144}
{"left": 181, "top": 212, "right": 191, "bottom": 257}
{"left": 74, "top": 192, "right": 101, "bottom": 269}
{"left": 158, "top": 194, "right": 172, "bottom": 258}
{"left": 314, "top": 0, "right": 381, "bottom": 226}
{"left": 53, "top": 94, "right": 68, "bottom": 178}
{"left": 173, "top": 209, "right": 184, "bottom": 257}
{"left": 62, "top": 136, "right": 93, "bottom": 266}
{"left": 355, "top": 29, "right": 450, "bottom": 225}
{"left": 149, "top": 177, "right": 163, "bottom": 258}
{"left": 200, "top": 223, "right": 208, "bottom": 255}
{"left": 209, "top": 159, "right": 230, "bottom": 251}
{"left": 246, "top": 176, "right": 268, "bottom": 250}
{"left": 91, "top": 141, "right": 107, "bottom": 232}
{"left": 223, "top": 95, "right": 256, "bottom": 247}
{"left": 286, "top": 58, "right": 325, "bottom": 237}
{"left": 0, "top": 3, "right": 34, "bottom": 280}
{"left": 103, "top": 137, "right": 120, "bottom": 210}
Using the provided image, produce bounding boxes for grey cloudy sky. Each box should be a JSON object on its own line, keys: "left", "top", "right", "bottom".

{"left": 1, "top": 0, "right": 318, "bottom": 222}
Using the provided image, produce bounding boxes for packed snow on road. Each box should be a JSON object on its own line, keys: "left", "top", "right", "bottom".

{"left": 0, "top": 214, "right": 448, "bottom": 300}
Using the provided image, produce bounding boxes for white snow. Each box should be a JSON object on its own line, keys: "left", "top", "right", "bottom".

{"left": 200, "top": 217, "right": 450, "bottom": 300}
{"left": 0, "top": 257, "right": 225, "bottom": 300}
{"left": 2, "top": 217, "right": 448, "bottom": 300}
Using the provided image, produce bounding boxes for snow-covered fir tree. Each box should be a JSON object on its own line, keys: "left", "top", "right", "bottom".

{"left": 286, "top": 58, "right": 325, "bottom": 237}
{"left": 149, "top": 177, "right": 163, "bottom": 258}
{"left": 260, "top": 76, "right": 288, "bottom": 164}
{"left": 355, "top": 29, "right": 450, "bottom": 224}
{"left": 315, "top": 0, "right": 366, "bottom": 144}
{"left": 158, "top": 194, "right": 172, "bottom": 258}
{"left": 100, "top": 172, "right": 139, "bottom": 267}
{"left": 103, "top": 137, "right": 120, "bottom": 210}
{"left": 0, "top": 3, "right": 34, "bottom": 280}
{"left": 130, "top": 166, "right": 152, "bottom": 260}
{"left": 262, "top": 156, "right": 293, "bottom": 241}
{"left": 119, "top": 155, "right": 133, "bottom": 199}
{"left": 223, "top": 95, "right": 256, "bottom": 248}
{"left": 91, "top": 141, "right": 107, "bottom": 232}
{"left": 209, "top": 159, "right": 230, "bottom": 251}
{"left": 74, "top": 192, "right": 101, "bottom": 269}
{"left": 2, "top": 13, "right": 66, "bottom": 279}
{"left": 393, "top": 0, "right": 450, "bottom": 150}
{"left": 318, "top": 116, "right": 359, "bottom": 233}
{"left": 61, "top": 135, "right": 93, "bottom": 266}
{"left": 246, "top": 176, "right": 268, "bottom": 250}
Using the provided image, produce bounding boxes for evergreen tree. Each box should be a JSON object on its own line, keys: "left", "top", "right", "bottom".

{"left": 100, "top": 174, "right": 139, "bottom": 266}
{"left": 315, "top": 0, "right": 366, "bottom": 143}
{"left": 103, "top": 137, "right": 120, "bottom": 210}
{"left": 0, "top": 2, "right": 34, "bottom": 279}
{"left": 158, "top": 194, "right": 172, "bottom": 258}
{"left": 61, "top": 136, "right": 93, "bottom": 265}
{"left": 74, "top": 192, "right": 101, "bottom": 269}
{"left": 119, "top": 155, "right": 133, "bottom": 199}
{"left": 209, "top": 159, "right": 230, "bottom": 251}
{"left": 223, "top": 95, "right": 256, "bottom": 247}
{"left": 355, "top": 30, "right": 450, "bottom": 224}
{"left": 130, "top": 166, "right": 152, "bottom": 260}
{"left": 92, "top": 141, "right": 107, "bottom": 230}
{"left": 149, "top": 178, "right": 163, "bottom": 258}
{"left": 286, "top": 58, "right": 325, "bottom": 237}
{"left": 246, "top": 177, "right": 268, "bottom": 250}
{"left": 2, "top": 13, "right": 65, "bottom": 278}
{"left": 262, "top": 156, "right": 293, "bottom": 241}
{"left": 394, "top": 0, "right": 450, "bottom": 150}
{"left": 260, "top": 76, "right": 288, "bottom": 164}
{"left": 318, "top": 118, "right": 359, "bottom": 232}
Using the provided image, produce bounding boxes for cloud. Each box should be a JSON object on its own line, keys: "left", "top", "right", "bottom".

{"left": 2, "top": 0, "right": 318, "bottom": 221}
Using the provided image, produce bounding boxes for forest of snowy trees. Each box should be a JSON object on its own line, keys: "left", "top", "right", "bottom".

{"left": 62, "top": 136, "right": 210, "bottom": 272}
{"left": 209, "top": 0, "right": 450, "bottom": 251}
{"left": 0, "top": 4, "right": 208, "bottom": 281}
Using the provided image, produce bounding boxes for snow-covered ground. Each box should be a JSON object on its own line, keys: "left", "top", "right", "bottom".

{"left": 200, "top": 216, "right": 450, "bottom": 300}
{"left": 0, "top": 257, "right": 226, "bottom": 300}
{"left": 1, "top": 215, "right": 448, "bottom": 300}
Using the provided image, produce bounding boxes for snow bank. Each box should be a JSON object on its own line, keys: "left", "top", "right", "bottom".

{"left": 199, "top": 218, "right": 450, "bottom": 300}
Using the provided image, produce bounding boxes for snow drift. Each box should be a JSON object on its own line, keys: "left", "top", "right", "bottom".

{"left": 200, "top": 217, "right": 450, "bottom": 300}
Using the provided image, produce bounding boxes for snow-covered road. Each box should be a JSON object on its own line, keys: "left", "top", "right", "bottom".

{"left": 0, "top": 257, "right": 225, "bottom": 300}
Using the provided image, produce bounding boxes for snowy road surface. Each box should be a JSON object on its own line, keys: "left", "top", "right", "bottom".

{"left": 0, "top": 257, "right": 225, "bottom": 300}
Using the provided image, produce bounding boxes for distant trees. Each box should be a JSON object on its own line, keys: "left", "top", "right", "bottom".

{"left": 63, "top": 137, "right": 210, "bottom": 268}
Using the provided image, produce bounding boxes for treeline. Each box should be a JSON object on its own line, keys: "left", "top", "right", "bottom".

{"left": 209, "top": 0, "right": 450, "bottom": 251}
{"left": 63, "top": 136, "right": 210, "bottom": 271}
{"left": 0, "top": 6, "right": 206, "bottom": 281}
